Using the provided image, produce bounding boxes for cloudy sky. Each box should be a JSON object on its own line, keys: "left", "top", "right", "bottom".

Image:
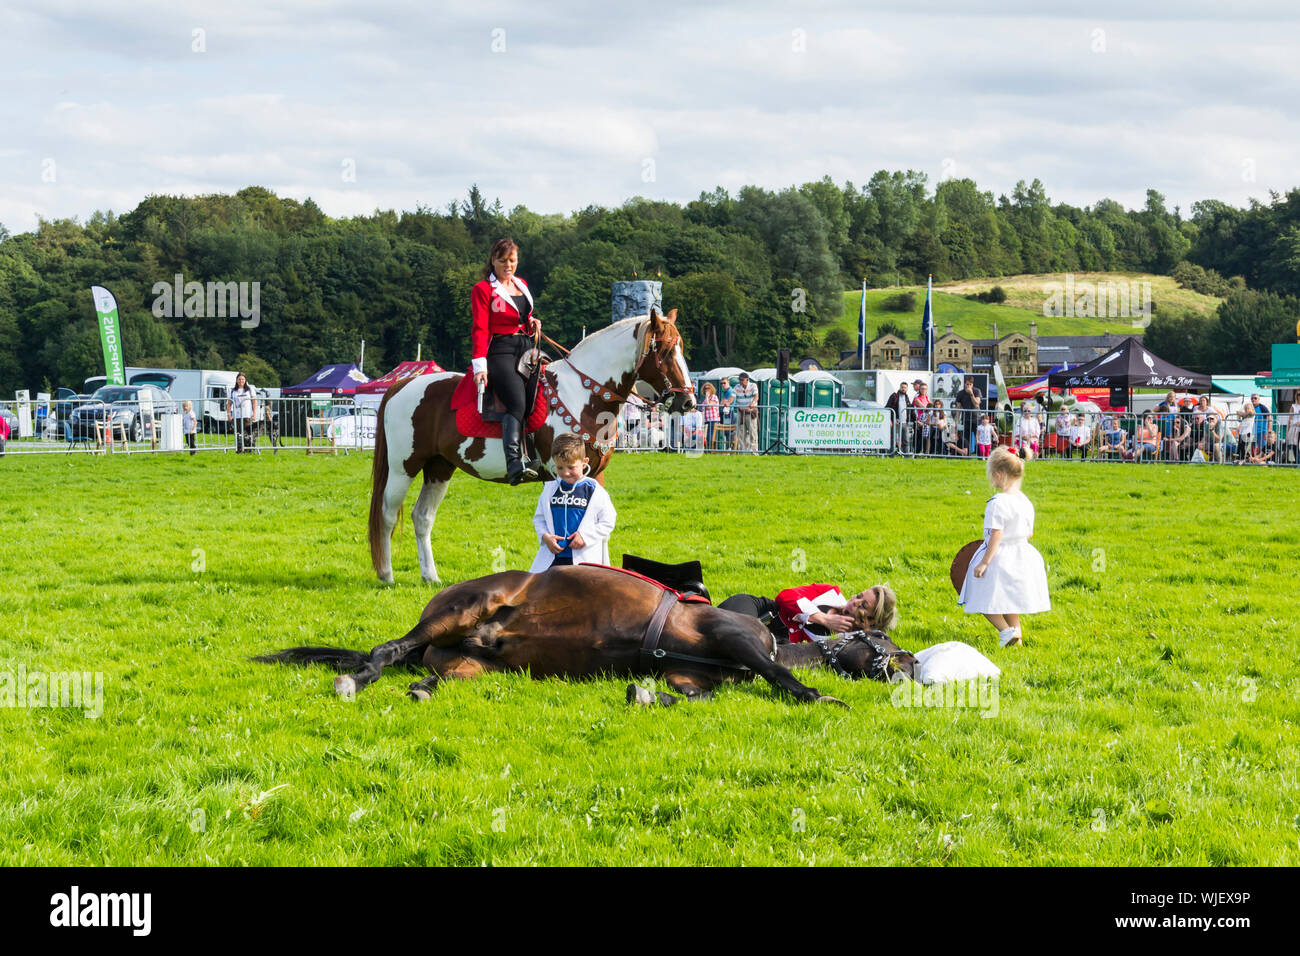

{"left": 3, "top": 0, "right": 1298, "bottom": 233}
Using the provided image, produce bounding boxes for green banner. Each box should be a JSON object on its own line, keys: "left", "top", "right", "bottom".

{"left": 90, "top": 285, "right": 125, "bottom": 386}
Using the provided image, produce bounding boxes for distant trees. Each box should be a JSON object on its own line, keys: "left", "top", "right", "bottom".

{"left": 3, "top": 176, "right": 1300, "bottom": 395}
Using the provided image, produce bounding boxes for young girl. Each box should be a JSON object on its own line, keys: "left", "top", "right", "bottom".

{"left": 530, "top": 433, "right": 617, "bottom": 572}
{"left": 181, "top": 400, "right": 197, "bottom": 455}
{"left": 975, "top": 414, "right": 995, "bottom": 458}
{"left": 958, "top": 447, "right": 1050, "bottom": 646}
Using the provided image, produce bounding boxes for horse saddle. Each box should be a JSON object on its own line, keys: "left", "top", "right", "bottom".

{"left": 621, "top": 554, "right": 710, "bottom": 602}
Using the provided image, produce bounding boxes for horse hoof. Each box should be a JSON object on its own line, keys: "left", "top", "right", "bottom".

{"left": 408, "top": 687, "right": 431, "bottom": 702}
{"left": 626, "top": 683, "right": 655, "bottom": 706}
{"left": 334, "top": 676, "right": 357, "bottom": 700}
{"left": 816, "top": 695, "right": 850, "bottom": 709}
{"left": 377, "top": 571, "right": 394, "bottom": 585}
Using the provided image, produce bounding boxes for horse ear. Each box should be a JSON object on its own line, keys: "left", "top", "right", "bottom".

{"left": 665, "top": 308, "right": 678, "bottom": 324}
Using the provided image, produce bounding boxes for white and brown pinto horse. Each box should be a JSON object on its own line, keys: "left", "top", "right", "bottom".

{"left": 369, "top": 309, "right": 694, "bottom": 583}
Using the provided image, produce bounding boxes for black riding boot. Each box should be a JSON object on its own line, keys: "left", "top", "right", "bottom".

{"left": 502, "top": 415, "right": 537, "bottom": 485}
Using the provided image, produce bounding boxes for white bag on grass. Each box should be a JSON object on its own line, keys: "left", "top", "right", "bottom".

{"left": 913, "top": 641, "right": 1001, "bottom": 685}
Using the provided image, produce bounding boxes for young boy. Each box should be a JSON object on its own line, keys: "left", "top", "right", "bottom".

{"left": 529, "top": 433, "right": 617, "bottom": 572}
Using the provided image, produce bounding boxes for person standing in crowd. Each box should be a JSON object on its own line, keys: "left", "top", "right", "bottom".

{"left": 0, "top": 405, "right": 9, "bottom": 456}
{"left": 958, "top": 447, "right": 1050, "bottom": 647}
{"left": 700, "top": 382, "right": 719, "bottom": 450}
{"left": 530, "top": 433, "right": 616, "bottom": 571}
{"left": 717, "top": 376, "right": 735, "bottom": 450}
{"left": 1234, "top": 406, "right": 1255, "bottom": 462}
{"left": 471, "top": 238, "right": 542, "bottom": 484}
{"left": 886, "top": 380, "right": 912, "bottom": 455}
{"left": 955, "top": 377, "right": 980, "bottom": 452}
{"left": 1250, "top": 393, "right": 1270, "bottom": 451}
{"left": 227, "top": 372, "right": 257, "bottom": 454}
{"left": 911, "top": 379, "right": 931, "bottom": 455}
{"left": 734, "top": 372, "right": 759, "bottom": 452}
{"left": 976, "top": 413, "right": 995, "bottom": 458}
{"left": 182, "top": 400, "right": 197, "bottom": 455}
{"left": 623, "top": 395, "right": 643, "bottom": 448}
{"left": 1053, "top": 408, "right": 1072, "bottom": 458}
{"left": 1189, "top": 409, "right": 1207, "bottom": 459}
{"left": 1286, "top": 399, "right": 1300, "bottom": 464}
{"left": 930, "top": 400, "right": 947, "bottom": 455}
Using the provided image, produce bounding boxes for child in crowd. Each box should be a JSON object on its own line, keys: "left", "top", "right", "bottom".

{"left": 530, "top": 433, "right": 616, "bottom": 572}
{"left": 975, "top": 414, "right": 995, "bottom": 458}
{"left": 958, "top": 447, "right": 1050, "bottom": 647}
{"left": 181, "top": 400, "right": 197, "bottom": 455}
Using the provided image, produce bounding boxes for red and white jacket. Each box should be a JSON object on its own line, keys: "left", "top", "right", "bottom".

{"left": 471, "top": 274, "right": 534, "bottom": 375}
{"left": 774, "top": 584, "right": 847, "bottom": 643}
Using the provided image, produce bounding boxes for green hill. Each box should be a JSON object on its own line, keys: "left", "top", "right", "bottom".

{"left": 834, "top": 272, "right": 1224, "bottom": 343}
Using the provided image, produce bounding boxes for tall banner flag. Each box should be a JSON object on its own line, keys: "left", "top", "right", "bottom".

{"left": 90, "top": 285, "right": 126, "bottom": 386}
{"left": 921, "top": 275, "right": 935, "bottom": 372}
{"left": 857, "top": 280, "right": 867, "bottom": 369}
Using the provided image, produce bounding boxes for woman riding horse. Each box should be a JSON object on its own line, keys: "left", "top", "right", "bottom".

{"left": 472, "top": 237, "right": 541, "bottom": 485}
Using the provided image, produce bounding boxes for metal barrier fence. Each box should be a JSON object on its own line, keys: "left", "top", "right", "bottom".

{"left": 612, "top": 402, "right": 1300, "bottom": 465}
{"left": 0, "top": 396, "right": 377, "bottom": 456}
{"left": 3, "top": 395, "right": 1296, "bottom": 466}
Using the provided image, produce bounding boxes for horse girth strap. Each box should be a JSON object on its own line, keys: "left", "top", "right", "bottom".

{"left": 639, "top": 590, "right": 750, "bottom": 674}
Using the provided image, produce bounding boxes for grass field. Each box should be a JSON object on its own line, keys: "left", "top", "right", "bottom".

{"left": 836, "top": 272, "right": 1223, "bottom": 342}
{"left": 2, "top": 451, "right": 1298, "bottom": 865}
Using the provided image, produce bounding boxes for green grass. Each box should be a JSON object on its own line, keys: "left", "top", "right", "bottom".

{"left": 2, "top": 452, "right": 1298, "bottom": 865}
{"left": 836, "top": 272, "right": 1224, "bottom": 342}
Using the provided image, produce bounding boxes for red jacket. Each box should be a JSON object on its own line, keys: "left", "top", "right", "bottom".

{"left": 774, "top": 584, "right": 847, "bottom": 643}
{"left": 471, "top": 277, "right": 533, "bottom": 362}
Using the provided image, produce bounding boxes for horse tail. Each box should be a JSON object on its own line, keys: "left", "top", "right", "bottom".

{"left": 369, "top": 390, "right": 397, "bottom": 575}
{"left": 251, "top": 646, "right": 373, "bottom": 671}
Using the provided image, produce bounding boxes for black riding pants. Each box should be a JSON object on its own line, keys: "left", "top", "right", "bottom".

{"left": 486, "top": 334, "right": 531, "bottom": 421}
{"left": 718, "top": 593, "right": 787, "bottom": 643}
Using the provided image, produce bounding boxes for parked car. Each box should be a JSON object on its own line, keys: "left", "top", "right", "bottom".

{"left": 67, "top": 385, "right": 178, "bottom": 442}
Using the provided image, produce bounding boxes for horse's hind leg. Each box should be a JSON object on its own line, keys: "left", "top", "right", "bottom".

{"left": 376, "top": 469, "right": 416, "bottom": 584}
{"left": 334, "top": 629, "right": 432, "bottom": 699}
{"left": 407, "top": 647, "right": 499, "bottom": 702}
{"left": 412, "top": 460, "right": 453, "bottom": 584}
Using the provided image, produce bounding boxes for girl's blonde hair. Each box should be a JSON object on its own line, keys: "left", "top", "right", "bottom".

{"left": 987, "top": 446, "right": 1024, "bottom": 487}
{"left": 182, "top": 400, "right": 193, "bottom": 411}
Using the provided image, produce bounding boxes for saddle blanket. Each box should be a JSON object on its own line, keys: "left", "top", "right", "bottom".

{"left": 449, "top": 369, "right": 550, "bottom": 439}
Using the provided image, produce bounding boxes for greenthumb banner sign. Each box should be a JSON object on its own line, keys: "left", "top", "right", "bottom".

{"left": 90, "top": 285, "right": 125, "bottom": 386}
{"left": 788, "top": 407, "right": 892, "bottom": 451}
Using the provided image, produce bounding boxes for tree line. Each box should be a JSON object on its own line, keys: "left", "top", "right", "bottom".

{"left": 2, "top": 174, "right": 1299, "bottom": 394}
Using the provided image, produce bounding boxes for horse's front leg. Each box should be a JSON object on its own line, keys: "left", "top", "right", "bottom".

{"left": 708, "top": 613, "right": 847, "bottom": 706}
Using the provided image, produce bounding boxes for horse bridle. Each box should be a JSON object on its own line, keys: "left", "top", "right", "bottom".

{"left": 816, "top": 630, "right": 909, "bottom": 681}
{"left": 637, "top": 325, "right": 693, "bottom": 406}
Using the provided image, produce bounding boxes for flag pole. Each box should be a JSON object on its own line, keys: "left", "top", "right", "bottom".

{"left": 927, "top": 275, "right": 934, "bottom": 374}
{"left": 859, "top": 278, "right": 867, "bottom": 371}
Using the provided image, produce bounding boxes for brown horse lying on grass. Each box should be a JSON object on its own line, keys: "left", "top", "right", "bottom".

{"left": 257, "top": 565, "right": 917, "bottom": 707}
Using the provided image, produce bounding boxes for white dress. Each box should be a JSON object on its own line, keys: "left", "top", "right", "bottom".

{"left": 958, "top": 491, "right": 1050, "bottom": 615}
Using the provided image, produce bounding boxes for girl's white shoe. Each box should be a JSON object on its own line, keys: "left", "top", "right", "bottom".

{"left": 999, "top": 627, "right": 1023, "bottom": 647}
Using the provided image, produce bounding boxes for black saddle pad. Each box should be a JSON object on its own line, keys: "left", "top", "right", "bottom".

{"left": 621, "top": 554, "right": 710, "bottom": 602}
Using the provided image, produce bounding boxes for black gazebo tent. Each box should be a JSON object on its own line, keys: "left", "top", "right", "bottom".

{"left": 1047, "top": 336, "right": 1211, "bottom": 401}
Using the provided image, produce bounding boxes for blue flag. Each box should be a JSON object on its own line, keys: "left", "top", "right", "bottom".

{"left": 857, "top": 280, "right": 867, "bottom": 368}
{"left": 921, "top": 276, "right": 934, "bottom": 371}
